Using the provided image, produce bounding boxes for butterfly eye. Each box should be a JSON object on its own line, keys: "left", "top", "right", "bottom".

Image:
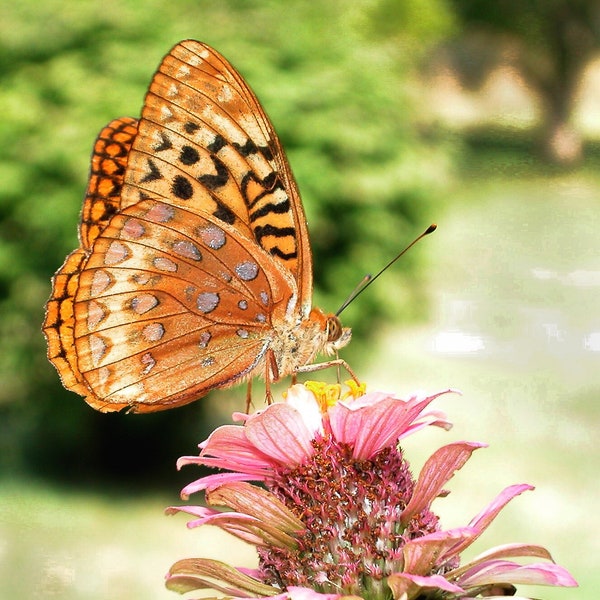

{"left": 326, "top": 315, "right": 343, "bottom": 343}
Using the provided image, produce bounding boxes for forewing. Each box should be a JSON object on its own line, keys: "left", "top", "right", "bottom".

{"left": 121, "top": 40, "right": 313, "bottom": 314}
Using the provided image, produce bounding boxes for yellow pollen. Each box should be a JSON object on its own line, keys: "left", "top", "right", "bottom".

{"left": 303, "top": 380, "right": 367, "bottom": 411}
{"left": 342, "top": 379, "right": 367, "bottom": 399}
{"left": 303, "top": 381, "right": 342, "bottom": 411}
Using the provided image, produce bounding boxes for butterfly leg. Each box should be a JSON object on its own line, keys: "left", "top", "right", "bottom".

{"left": 295, "top": 358, "right": 360, "bottom": 385}
{"left": 265, "top": 349, "right": 279, "bottom": 404}
{"left": 335, "top": 352, "right": 342, "bottom": 384}
{"left": 245, "top": 380, "right": 253, "bottom": 413}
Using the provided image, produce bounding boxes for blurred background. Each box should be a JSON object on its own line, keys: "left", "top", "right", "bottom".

{"left": 1, "top": 0, "right": 598, "bottom": 598}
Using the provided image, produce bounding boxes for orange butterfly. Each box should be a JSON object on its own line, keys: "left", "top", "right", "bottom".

{"left": 43, "top": 40, "right": 352, "bottom": 413}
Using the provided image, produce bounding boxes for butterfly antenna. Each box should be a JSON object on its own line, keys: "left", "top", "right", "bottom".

{"left": 335, "top": 224, "right": 437, "bottom": 316}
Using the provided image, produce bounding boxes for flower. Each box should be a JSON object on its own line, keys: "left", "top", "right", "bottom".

{"left": 165, "top": 382, "right": 576, "bottom": 600}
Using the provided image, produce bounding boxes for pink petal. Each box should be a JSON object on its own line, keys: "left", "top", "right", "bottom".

{"left": 447, "top": 483, "right": 534, "bottom": 557}
{"left": 458, "top": 559, "right": 578, "bottom": 588}
{"left": 287, "top": 586, "right": 342, "bottom": 600}
{"left": 165, "top": 504, "right": 219, "bottom": 520}
{"left": 198, "top": 425, "right": 280, "bottom": 475}
{"left": 387, "top": 572, "right": 465, "bottom": 598}
{"left": 245, "top": 403, "right": 316, "bottom": 465}
{"left": 330, "top": 389, "right": 456, "bottom": 460}
{"left": 180, "top": 472, "right": 254, "bottom": 500}
{"left": 467, "top": 542, "right": 554, "bottom": 566}
{"left": 237, "top": 566, "right": 263, "bottom": 579}
{"left": 446, "top": 542, "right": 560, "bottom": 586}
{"left": 468, "top": 483, "right": 534, "bottom": 530}
{"left": 400, "top": 441, "right": 486, "bottom": 525}
{"left": 283, "top": 384, "right": 324, "bottom": 434}
{"left": 399, "top": 409, "right": 453, "bottom": 439}
{"left": 185, "top": 513, "right": 266, "bottom": 545}
{"left": 402, "top": 527, "right": 477, "bottom": 574}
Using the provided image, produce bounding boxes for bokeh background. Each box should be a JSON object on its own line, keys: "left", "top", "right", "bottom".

{"left": 1, "top": 1, "right": 598, "bottom": 598}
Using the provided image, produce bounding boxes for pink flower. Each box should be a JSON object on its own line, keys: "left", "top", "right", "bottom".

{"left": 166, "top": 382, "right": 576, "bottom": 600}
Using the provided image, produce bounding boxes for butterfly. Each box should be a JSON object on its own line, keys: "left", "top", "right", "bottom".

{"left": 43, "top": 40, "right": 352, "bottom": 413}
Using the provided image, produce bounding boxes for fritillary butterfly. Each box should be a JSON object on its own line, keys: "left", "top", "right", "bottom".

{"left": 43, "top": 40, "right": 352, "bottom": 413}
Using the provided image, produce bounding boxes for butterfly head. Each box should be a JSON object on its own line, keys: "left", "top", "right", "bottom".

{"left": 323, "top": 312, "right": 352, "bottom": 356}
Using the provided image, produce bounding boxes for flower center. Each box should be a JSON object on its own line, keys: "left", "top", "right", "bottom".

{"left": 258, "top": 437, "right": 440, "bottom": 598}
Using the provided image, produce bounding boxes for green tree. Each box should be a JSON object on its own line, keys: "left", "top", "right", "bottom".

{"left": 448, "top": 0, "right": 600, "bottom": 163}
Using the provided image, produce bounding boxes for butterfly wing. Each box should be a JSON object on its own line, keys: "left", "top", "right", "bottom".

{"left": 44, "top": 41, "right": 321, "bottom": 412}
{"left": 72, "top": 198, "right": 296, "bottom": 412}
{"left": 81, "top": 117, "right": 139, "bottom": 248}
{"left": 122, "top": 40, "right": 313, "bottom": 315}
{"left": 44, "top": 118, "right": 138, "bottom": 396}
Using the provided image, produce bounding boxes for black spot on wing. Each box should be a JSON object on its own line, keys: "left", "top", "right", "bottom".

{"left": 232, "top": 139, "right": 259, "bottom": 157}
{"left": 184, "top": 121, "right": 200, "bottom": 134}
{"left": 213, "top": 200, "right": 236, "bottom": 225}
{"left": 198, "top": 155, "right": 229, "bottom": 190}
{"left": 207, "top": 134, "right": 227, "bottom": 154}
{"left": 180, "top": 145, "right": 200, "bottom": 165}
{"left": 259, "top": 144, "right": 274, "bottom": 162}
{"left": 172, "top": 175, "right": 194, "bottom": 200}
{"left": 141, "top": 159, "right": 163, "bottom": 182}
{"left": 153, "top": 131, "right": 173, "bottom": 152}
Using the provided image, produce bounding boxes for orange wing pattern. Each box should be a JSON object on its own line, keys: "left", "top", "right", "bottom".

{"left": 45, "top": 117, "right": 138, "bottom": 397}
{"left": 122, "top": 41, "right": 313, "bottom": 312}
{"left": 43, "top": 41, "right": 350, "bottom": 413}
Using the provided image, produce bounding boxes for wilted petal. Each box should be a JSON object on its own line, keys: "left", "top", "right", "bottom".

{"left": 458, "top": 559, "right": 578, "bottom": 588}
{"left": 165, "top": 504, "right": 219, "bottom": 520}
{"left": 207, "top": 482, "right": 305, "bottom": 534}
{"left": 245, "top": 403, "right": 316, "bottom": 465}
{"left": 387, "top": 572, "right": 465, "bottom": 599}
{"left": 186, "top": 512, "right": 269, "bottom": 545}
{"left": 180, "top": 472, "right": 253, "bottom": 499}
{"left": 207, "top": 512, "right": 298, "bottom": 547}
{"left": 167, "top": 483, "right": 305, "bottom": 548}
{"left": 166, "top": 557, "right": 279, "bottom": 596}
{"left": 402, "top": 527, "right": 476, "bottom": 574}
{"left": 166, "top": 502, "right": 265, "bottom": 544}
{"left": 401, "top": 441, "right": 486, "bottom": 525}
{"left": 287, "top": 586, "right": 343, "bottom": 600}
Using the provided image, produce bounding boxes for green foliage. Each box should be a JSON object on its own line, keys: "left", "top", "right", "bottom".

{"left": 448, "top": 0, "right": 600, "bottom": 162}
{"left": 0, "top": 0, "right": 453, "bottom": 482}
